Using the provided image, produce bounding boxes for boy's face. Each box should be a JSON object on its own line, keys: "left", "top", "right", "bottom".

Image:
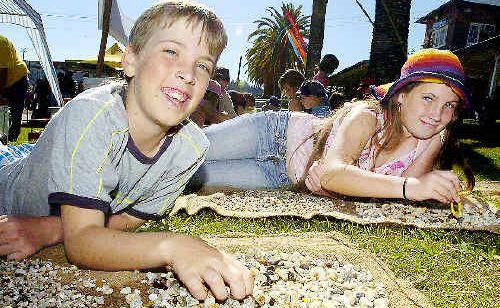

{"left": 280, "top": 83, "right": 295, "bottom": 98}
{"left": 123, "top": 18, "right": 216, "bottom": 130}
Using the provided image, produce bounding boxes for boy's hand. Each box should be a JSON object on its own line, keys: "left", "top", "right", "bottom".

{"left": 0, "top": 215, "right": 62, "bottom": 260}
{"left": 166, "top": 235, "right": 254, "bottom": 301}
{"left": 406, "top": 171, "right": 462, "bottom": 203}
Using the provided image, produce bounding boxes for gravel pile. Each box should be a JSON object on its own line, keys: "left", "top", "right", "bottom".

{"left": 0, "top": 258, "right": 105, "bottom": 307}
{"left": 355, "top": 200, "right": 499, "bottom": 229}
{"left": 1, "top": 249, "right": 388, "bottom": 307}
{"left": 174, "top": 190, "right": 499, "bottom": 231}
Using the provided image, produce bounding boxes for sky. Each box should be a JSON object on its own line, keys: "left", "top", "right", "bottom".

{"left": 1, "top": 0, "right": 450, "bottom": 83}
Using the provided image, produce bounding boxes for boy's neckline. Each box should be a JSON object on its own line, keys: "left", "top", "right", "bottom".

{"left": 126, "top": 133, "right": 173, "bottom": 164}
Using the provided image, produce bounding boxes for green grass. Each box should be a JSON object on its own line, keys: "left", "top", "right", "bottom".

{"left": 140, "top": 212, "right": 499, "bottom": 308}
{"left": 13, "top": 120, "right": 500, "bottom": 307}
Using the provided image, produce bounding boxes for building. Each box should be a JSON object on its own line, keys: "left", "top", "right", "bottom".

{"left": 417, "top": 0, "right": 499, "bottom": 120}
{"left": 417, "top": 0, "right": 499, "bottom": 50}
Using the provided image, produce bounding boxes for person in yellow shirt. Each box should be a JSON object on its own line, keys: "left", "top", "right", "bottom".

{"left": 0, "top": 35, "right": 29, "bottom": 142}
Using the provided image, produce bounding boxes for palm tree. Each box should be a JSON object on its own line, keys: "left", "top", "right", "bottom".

{"left": 246, "top": 3, "right": 310, "bottom": 96}
{"left": 305, "top": 0, "right": 328, "bottom": 78}
{"left": 366, "top": 0, "right": 412, "bottom": 84}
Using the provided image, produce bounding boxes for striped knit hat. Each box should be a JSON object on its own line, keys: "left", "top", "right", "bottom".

{"left": 370, "top": 49, "right": 471, "bottom": 109}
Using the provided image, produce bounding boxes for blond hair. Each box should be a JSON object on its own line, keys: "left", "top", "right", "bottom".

{"left": 129, "top": 0, "right": 227, "bottom": 61}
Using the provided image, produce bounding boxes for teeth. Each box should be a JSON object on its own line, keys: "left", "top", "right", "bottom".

{"left": 170, "top": 92, "right": 184, "bottom": 101}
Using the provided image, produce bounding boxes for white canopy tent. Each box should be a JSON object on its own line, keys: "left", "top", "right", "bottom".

{"left": 0, "top": 0, "right": 62, "bottom": 106}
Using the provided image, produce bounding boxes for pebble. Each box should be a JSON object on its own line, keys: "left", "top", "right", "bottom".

{"left": 196, "top": 189, "right": 499, "bottom": 230}
{"left": 1, "top": 249, "right": 389, "bottom": 307}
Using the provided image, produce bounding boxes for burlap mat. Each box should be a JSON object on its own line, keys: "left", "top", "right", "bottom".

{"left": 172, "top": 187, "right": 500, "bottom": 234}
{"left": 32, "top": 233, "right": 432, "bottom": 308}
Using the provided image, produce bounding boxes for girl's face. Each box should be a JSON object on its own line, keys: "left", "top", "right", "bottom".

{"left": 399, "top": 82, "right": 460, "bottom": 140}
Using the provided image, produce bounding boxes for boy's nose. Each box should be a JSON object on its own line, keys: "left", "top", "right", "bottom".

{"left": 176, "top": 63, "right": 196, "bottom": 85}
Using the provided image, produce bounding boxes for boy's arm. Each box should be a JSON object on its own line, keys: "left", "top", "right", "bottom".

{"left": 61, "top": 205, "right": 254, "bottom": 301}
{"left": 107, "top": 212, "right": 146, "bottom": 231}
{"left": 0, "top": 211, "right": 146, "bottom": 261}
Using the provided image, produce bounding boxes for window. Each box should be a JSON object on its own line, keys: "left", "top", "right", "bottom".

{"left": 467, "top": 23, "right": 496, "bottom": 46}
{"left": 431, "top": 25, "right": 448, "bottom": 48}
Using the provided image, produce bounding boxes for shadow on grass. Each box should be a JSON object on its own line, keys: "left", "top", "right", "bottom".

{"left": 461, "top": 142, "right": 499, "bottom": 181}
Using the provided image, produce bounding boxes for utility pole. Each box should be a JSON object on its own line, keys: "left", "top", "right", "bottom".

{"left": 236, "top": 55, "right": 242, "bottom": 88}
{"left": 97, "top": 0, "right": 112, "bottom": 76}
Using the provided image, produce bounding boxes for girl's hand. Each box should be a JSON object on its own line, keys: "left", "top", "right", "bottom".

{"left": 406, "top": 171, "right": 462, "bottom": 203}
{"left": 305, "top": 161, "right": 334, "bottom": 197}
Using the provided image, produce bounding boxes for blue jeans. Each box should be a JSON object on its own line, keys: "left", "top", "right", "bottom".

{"left": 192, "top": 111, "right": 292, "bottom": 189}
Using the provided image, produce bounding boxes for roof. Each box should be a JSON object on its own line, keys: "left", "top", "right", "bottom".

{"left": 416, "top": 0, "right": 500, "bottom": 24}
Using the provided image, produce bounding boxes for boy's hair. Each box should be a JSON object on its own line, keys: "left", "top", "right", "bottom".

{"left": 129, "top": 0, "right": 227, "bottom": 60}
{"left": 279, "top": 69, "right": 305, "bottom": 89}
{"left": 214, "top": 67, "right": 230, "bottom": 82}
{"left": 318, "top": 54, "right": 339, "bottom": 75}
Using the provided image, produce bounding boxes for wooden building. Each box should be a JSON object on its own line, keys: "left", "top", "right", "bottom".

{"left": 416, "top": 0, "right": 499, "bottom": 119}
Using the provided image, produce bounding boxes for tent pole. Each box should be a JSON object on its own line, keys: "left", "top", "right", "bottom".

{"left": 97, "top": 0, "right": 112, "bottom": 76}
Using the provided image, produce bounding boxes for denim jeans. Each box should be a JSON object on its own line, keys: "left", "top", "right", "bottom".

{"left": 192, "top": 111, "right": 292, "bottom": 189}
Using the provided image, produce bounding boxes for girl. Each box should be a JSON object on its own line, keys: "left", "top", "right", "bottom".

{"left": 191, "top": 49, "right": 474, "bottom": 205}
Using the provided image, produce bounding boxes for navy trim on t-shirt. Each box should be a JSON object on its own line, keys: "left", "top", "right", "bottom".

{"left": 125, "top": 207, "right": 163, "bottom": 221}
{"left": 48, "top": 192, "right": 112, "bottom": 216}
{"left": 127, "top": 134, "right": 173, "bottom": 164}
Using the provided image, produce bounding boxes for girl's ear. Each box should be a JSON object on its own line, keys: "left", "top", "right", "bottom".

{"left": 396, "top": 91, "right": 406, "bottom": 105}
{"left": 121, "top": 46, "right": 138, "bottom": 78}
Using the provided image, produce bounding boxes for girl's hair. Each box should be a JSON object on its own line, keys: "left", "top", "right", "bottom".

{"left": 129, "top": 0, "right": 227, "bottom": 61}
{"left": 292, "top": 81, "right": 474, "bottom": 192}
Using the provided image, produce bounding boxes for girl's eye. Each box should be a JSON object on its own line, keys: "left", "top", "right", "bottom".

{"left": 444, "top": 102, "right": 456, "bottom": 109}
{"left": 163, "top": 49, "right": 176, "bottom": 55}
{"left": 423, "top": 96, "right": 432, "bottom": 102}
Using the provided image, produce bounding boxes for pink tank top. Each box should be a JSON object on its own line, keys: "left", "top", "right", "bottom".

{"left": 286, "top": 109, "right": 434, "bottom": 184}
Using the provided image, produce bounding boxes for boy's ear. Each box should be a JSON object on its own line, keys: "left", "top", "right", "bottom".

{"left": 122, "top": 45, "right": 138, "bottom": 78}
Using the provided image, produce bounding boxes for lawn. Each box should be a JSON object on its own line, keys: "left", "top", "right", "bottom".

{"left": 13, "top": 119, "right": 500, "bottom": 307}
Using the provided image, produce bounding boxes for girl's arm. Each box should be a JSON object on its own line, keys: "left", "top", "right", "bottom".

{"left": 318, "top": 107, "right": 408, "bottom": 199}
{"left": 316, "top": 108, "right": 461, "bottom": 203}
{"left": 402, "top": 133, "right": 443, "bottom": 178}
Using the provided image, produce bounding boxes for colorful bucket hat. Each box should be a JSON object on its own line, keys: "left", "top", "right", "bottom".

{"left": 370, "top": 49, "right": 471, "bottom": 109}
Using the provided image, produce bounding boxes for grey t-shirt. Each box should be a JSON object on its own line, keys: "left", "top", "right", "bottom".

{"left": 0, "top": 82, "right": 209, "bottom": 220}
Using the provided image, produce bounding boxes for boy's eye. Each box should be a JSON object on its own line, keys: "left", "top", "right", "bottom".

{"left": 197, "top": 62, "right": 212, "bottom": 73}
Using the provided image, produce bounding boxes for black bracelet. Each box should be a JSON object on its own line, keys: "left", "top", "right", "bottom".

{"left": 402, "top": 177, "right": 408, "bottom": 200}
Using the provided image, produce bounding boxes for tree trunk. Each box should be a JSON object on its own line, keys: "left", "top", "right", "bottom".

{"left": 305, "top": 0, "right": 328, "bottom": 78}
{"left": 367, "top": 0, "right": 412, "bottom": 84}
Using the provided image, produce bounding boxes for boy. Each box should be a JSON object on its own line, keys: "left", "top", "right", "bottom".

{"left": 0, "top": 0, "right": 253, "bottom": 302}
{"left": 278, "top": 69, "right": 304, "bottom": 111}
{"left": 213, "top": 67, "right": 237, "bottom": 118}
{"left": 297, "top": 80, "right": 331, "bottom": 117}
{"left": 312, "top": 54, "right": 339, "bottom": 88}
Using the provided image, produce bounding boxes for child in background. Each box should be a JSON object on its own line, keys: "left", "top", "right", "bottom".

{"left": 0, "top": 1, "right": 253, "bottom": 301}
{"left": 262, "top": 95, "right": 281, "bottom": 112}
{"left": 191, "top": 49, "right": 473, "bottom": 207}
{"left": 312, "top": 54, "right": 339, "bottom": 88}
{"left": 297, "top": 80, "right": 331, "bottom": 118}
{"left": 191, "top": 79, "right": 231, "bottom": 127}
{"left": 278, "top": 69, "right": 305, "bottom": 111}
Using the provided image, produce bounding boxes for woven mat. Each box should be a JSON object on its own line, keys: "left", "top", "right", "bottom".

{"left": 171, "top": 188, "right": 500, "bottom": 234}
{"left": 32, "top": 233, "right": 432, "bottom": 308}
